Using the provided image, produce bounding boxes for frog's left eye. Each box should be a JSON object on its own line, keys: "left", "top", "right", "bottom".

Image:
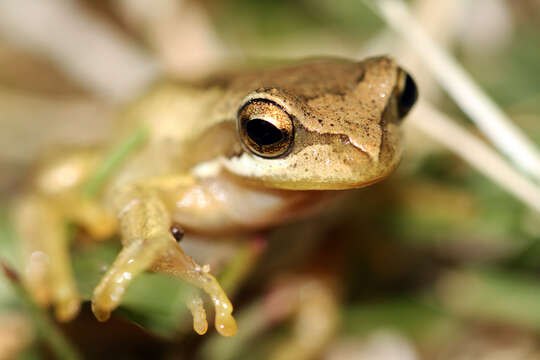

{"left": 237, "top": 99, "right": 294, "bottom": 158}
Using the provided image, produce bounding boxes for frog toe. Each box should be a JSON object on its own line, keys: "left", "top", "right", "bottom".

{"left": 91, "top": 276, "right": 127, "bottom": 322}
{"left": 55, "top": 296, "right": 81, "bottom": 322}
{"left": 187, "top": 294, "right": 209, "bottom": 335}
{"left": 91, "top": 301, "right": 112, "bottom": 322}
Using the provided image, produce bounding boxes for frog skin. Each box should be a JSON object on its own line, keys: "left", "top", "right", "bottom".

{"left": 14, "top": 56, "right": 417, "bottom": 337}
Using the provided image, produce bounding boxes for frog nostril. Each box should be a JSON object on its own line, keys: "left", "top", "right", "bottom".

{"left": 397, "top": 72, "right": 418, "bottom": 118}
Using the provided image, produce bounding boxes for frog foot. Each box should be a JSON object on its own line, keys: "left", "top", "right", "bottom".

{"left": 152, "top": 244, "right": 238, "bottom": 337}
{"left": 91, "top": 237, "right": 237, "bottom": 336}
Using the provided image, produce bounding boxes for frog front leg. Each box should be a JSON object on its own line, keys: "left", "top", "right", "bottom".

{"left": 91, "top": 181, "right": 237, "bottom": 336}
{"left": 14, "top": 194, "right": 81, "bottom": 321}
{"left": 13, "top": 149, "right": 119, "bottom": 321}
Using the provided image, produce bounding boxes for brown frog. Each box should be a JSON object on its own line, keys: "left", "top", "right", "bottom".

{"left": 14, "top": 56, "right": 417, "bottom": 336}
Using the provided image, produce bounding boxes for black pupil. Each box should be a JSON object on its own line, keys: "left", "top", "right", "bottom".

{"left": 246, "top": 119, "right": 283, "bottom": 146}
{"left": 397, "top": 73, "right": 418, "bottom": 118}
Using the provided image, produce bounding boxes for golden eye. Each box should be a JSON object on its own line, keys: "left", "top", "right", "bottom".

{"left": 237, "top": 99, "right": 294, "bottom": 158}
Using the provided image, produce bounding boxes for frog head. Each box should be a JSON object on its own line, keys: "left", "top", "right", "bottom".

{"left": 223, "top": 56, "right": 418, "bottom": 190}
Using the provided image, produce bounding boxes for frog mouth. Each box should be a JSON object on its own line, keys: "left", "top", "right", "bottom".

{"left": 220, "top": 141, "right": 401, "bottom": 191}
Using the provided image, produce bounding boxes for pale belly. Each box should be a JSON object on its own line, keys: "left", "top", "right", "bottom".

{"left": 169, "top": 174, "right": 333, "bottom": 235}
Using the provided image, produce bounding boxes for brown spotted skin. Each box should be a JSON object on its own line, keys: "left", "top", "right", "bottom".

{"left": 213, "top": 57, "right": 411, "bottom": 190}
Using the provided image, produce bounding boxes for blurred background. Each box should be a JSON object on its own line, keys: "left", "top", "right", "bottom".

{"left": 1, "top": 0, "right": 540, "bottom": 359}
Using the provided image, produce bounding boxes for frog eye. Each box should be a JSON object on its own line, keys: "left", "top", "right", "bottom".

{"left": 396, "top": 69, "right": 418, "bottom": 118}
{"left": 237, "top": 99, "right": 294, "bottom": 158}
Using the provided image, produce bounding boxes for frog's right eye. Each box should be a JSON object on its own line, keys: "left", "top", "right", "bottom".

{"left": 237, "top": 99, "right": 294, "bottom": 158}
{"left": 396, "top": 69, "right": 418, "bottom": 118}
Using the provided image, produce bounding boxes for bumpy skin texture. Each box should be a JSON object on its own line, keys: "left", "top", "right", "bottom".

{"left": 14, "top": 56, "right": 416, "bottom": 337}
